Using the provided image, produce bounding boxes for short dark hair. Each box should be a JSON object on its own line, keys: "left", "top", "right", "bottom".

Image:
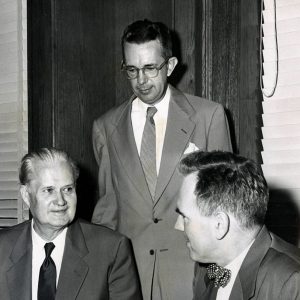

{"left": 19, "top": 148, "right": 79, "bottom": 185}
{"left": 121, "top": 19, "right": 173, "bottom": 61}
{"left": 179, "top": 151, "right": 269, "bottom": 229}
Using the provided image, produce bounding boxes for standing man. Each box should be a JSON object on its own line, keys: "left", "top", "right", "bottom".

{"left": 92, "top": 19, "right": 232, "bottom": 299}
{"left": 0, "top": 148, "right": 142, "bottom": 300}
{"left": 175, "top": 151, "right": 300, "bottom": 300}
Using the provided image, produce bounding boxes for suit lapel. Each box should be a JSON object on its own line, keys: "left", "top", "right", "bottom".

{"left": 7, "top": 221, "right": 32, "bottom": 300}
{"left": 155, "top": 86, "right": 195, "bottom": 204}
{"left": 111, "top": 98, "right": 153, "bottom": 205}
{"left": 230, "top": 226, "right": 271, "bottom": 300}
{"left": 229, "top": 277, "right": 244, "bottom": 300}
{"left": 111, "top": 87, "right": 196, "bottom": 205}
{"left": 56, "top": 220, "right": 89, "bottom": 300}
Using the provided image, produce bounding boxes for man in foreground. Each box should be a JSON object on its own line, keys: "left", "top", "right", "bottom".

{"left": 0, "top": 148, "right": 142, "bottom": 300}
{"left": 92, "top": 19, "right": 232, "bottom": 299}
{"left": 175, "top": 151, "right": 300, "bottom": 299}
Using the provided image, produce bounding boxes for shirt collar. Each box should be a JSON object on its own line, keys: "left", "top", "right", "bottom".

{"left": 225, "top": 239, "right": 255, "bottom": 274}
{"left": 31, "top": 220, "right": 68, "bottom": 246}
{"left": 133, "top": 85, "right": 171, "bottom": 115}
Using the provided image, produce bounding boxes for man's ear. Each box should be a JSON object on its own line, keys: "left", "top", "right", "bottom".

{"left": 20, "top": 185, "right": 30, "bottom": 208}
{"left": 214, "top": 212, "right": 230, "bottom": 240}
{"left": 167, "top": 56, "right": 178, "bottom": 77}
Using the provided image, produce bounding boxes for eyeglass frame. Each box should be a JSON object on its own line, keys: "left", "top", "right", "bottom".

{"left": 121, "top": 57, "right": 170, "bottom": 79}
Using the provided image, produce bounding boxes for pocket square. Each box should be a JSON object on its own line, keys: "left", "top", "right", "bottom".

{"left": 184, "top": 142, "right": 199, "bottom": 155}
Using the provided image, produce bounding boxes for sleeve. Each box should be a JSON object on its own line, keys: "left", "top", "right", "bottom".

{"left": 91, "top": 119, "right": 118, "bottom": 230}
{"left": 206, "top": 104, "right": 232, "bottom": 152}
{"left": 109, "top": 237, "right": 143, "bottom": 300}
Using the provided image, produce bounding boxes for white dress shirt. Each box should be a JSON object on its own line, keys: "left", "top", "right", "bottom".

{"left": 31, "top": 221, "right": 67, "bottom": 300}
{"left": 131, "top": 85, "right": 170, "bottom": 174}
{"left": 216, "top": 240, "right": 255, "bottom": 300}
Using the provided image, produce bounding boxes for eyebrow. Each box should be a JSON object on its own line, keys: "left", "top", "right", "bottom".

{"left": 42, "top": 185, "right": 54, "bottom": 189}
{"left": 62, "top": 183, "right": 75, "bottom": 189}
{"left": 125, "top": 61, "right": 158, "bottom": 67}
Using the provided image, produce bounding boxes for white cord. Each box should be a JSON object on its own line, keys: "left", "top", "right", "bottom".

{"left": 260, "top": 0, "right": 278, "bottom": 98}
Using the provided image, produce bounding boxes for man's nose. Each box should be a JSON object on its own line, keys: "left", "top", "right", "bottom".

{"left": 174, "top": 215, "right": 184, "bottom": 231}
{"left": 137, "top": 69, "right": 147, "bottom": 85}
{"left": 56, "top": 191, "right": 66, "bottom": 206}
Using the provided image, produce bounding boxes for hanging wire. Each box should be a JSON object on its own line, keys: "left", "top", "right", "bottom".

{"left": 260, "top": 0, "right": 279, "bottom": 98}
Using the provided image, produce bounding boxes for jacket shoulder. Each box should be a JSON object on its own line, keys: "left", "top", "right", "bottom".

{"left": 258, "top": 235, "right": 300, "bottom": 281}
{"left": 254, "top": 244, "right": 300, "bottom": 299}
{"left": 0, "top": 220, "right": 30, "bottom": 237}
{"left": 270, "top": 233, "right": 300, "bottom": 265}
{"left": 77, "top": 219, "right": 128, "bottom": 244}
{"left": 0, "top": 221, "right": 31, "bottom": 248}
{"left": 265, "top": 248, "right": 300, "bottom": 273}
{"left": 183, "top": 93, "right": 224, "bottom": 111}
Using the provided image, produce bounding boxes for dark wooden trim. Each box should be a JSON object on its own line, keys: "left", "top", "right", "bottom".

{"left": 196, "top": 0, "right": 212, "bottom": 99}
{"left": 27, "top": 0, "right": 55, "bottom": 151}
{"left": 27, "top": 0, "right": 263, "bottom": 221}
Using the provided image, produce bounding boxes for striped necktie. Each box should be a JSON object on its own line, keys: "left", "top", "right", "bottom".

{"left": 140, "top": 106, "right": 157, "bottom": 199}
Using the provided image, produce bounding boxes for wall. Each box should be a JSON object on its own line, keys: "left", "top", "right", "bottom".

{"left": 28, "top": 0, "right": 262, "bottom": 220}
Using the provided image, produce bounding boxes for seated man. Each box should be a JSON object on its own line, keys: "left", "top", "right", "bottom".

{"left": 175, "top": 151, "right": 300, "bottom": 300}
{"left": 0, "top": 148, "right": 142, "bottom": 300}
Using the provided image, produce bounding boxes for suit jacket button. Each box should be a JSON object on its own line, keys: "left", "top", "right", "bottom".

{"left": 149, "top": 249, "right": 154, "bottom": 255}
{"left": 153, "top": 218, "right": 158, "bottom": 223}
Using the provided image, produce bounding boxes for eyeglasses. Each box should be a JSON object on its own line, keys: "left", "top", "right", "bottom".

{"left": 121, "top": 58, "right": 170, "bottom": 79}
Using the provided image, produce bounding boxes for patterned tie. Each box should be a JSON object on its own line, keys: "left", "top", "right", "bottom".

{"left": 207, "top": 263, "right": 231, "bottom": 288}
{"left": 140, "top": 106, "right": 157, "bottom": 199}
{"left": 38, "top": 242, "right": 56, "bottom": 300}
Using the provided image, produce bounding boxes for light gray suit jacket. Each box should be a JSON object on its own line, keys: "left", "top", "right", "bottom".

{"left": 92, "top": 85, "right": 232, "bottom": 300}
{"left": 0, "top": 219, "right": 142, "bottom": 300}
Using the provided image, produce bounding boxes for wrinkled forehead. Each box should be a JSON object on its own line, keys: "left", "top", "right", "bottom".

{"left": 29, "top": 158, "right": 73, "bottom": 183}
{"left": 124, "top": 40, "right": 164, "bottom": 61}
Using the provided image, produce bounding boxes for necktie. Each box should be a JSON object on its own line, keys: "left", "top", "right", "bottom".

{"left": 206, "top": 263, "right": 231, "bottom": 288}
{"left": 140, "top": 106, "right": 157, "bottom": 199}
{"left": 38, "top": 242, "right": 56, "bottom": 300}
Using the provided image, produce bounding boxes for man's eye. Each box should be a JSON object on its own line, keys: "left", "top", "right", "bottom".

{"left": 44, "top": 188, "right": 54, "bottom": 194}
{"left": 63, "top": 186, "right": 74, "bottom": 194}
{"left": 145, "top": 67, "right": 156, "bottom": 72}
{"left": 126, "top": 68, "right": 137, "bottom": 74}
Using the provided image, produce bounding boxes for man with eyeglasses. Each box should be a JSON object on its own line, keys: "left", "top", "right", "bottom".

{"left": 92, "top": 19, "right": 232, "bottom": 300}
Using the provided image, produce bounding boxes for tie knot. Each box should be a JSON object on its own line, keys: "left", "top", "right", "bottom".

{"left": 44, "top": 242, "right": 55, "bottom": 258}
{"left": 146, "top": 106, "right": 157, "bottom": 119}
{"left": 207, "top": 263, "right": 231, "bottom": 288}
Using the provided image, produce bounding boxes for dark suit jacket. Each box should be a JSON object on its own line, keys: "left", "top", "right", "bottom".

{"left": 92, "top": 85, "right": 232, "bottom": 300}
{"left": 0, "top": 219, "right": 142, "bottom": 300}
{"left": 194, "top": 226, "right": 300, "bottom": 300}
